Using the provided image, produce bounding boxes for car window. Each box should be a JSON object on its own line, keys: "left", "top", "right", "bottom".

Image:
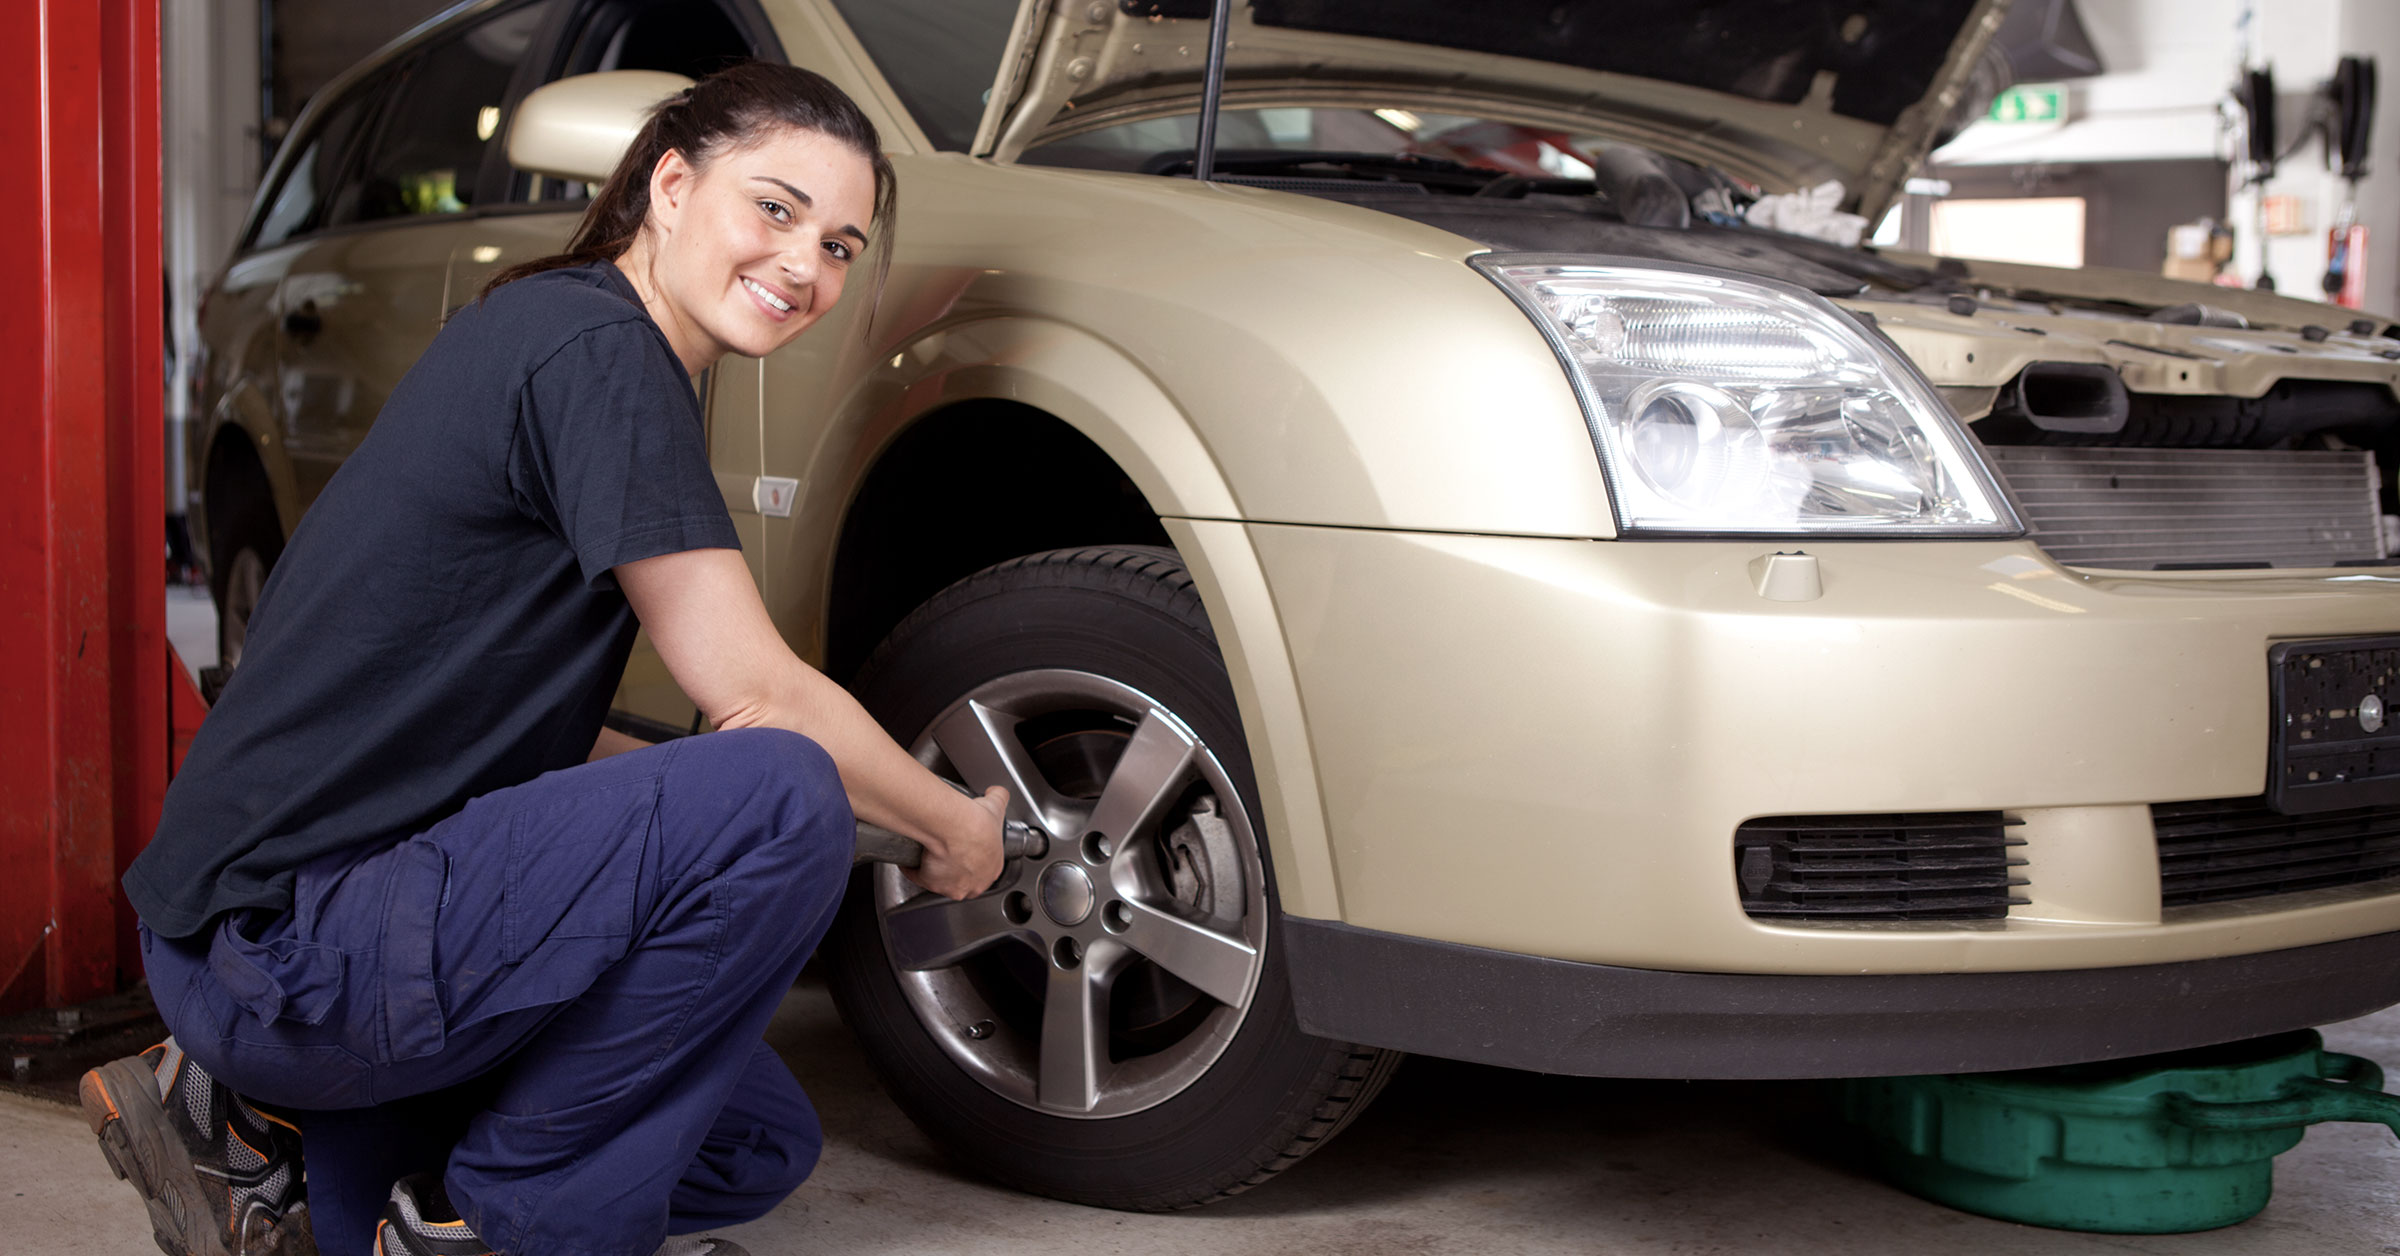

{"left": 518, "top": 0, "right": 758, "bottom": 204}
{"left": 332, "top": 0, "right": 561, "bottom": 227}
{"left": 558, "top": 0, "right": 754, "bottom": 79}
{"left": 828, "top": 0, "right": 1016, "bottom": 152}
{"left": 248, "top": 78, "right": 384, "bottom": 250}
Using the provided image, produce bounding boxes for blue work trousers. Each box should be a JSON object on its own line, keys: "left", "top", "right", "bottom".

{"left": 140, "top": 729, "right": 852, "bottom": 1256}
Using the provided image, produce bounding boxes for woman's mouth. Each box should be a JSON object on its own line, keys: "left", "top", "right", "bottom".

{"left": 742, "top": 276, "right": 794, "bottom": 316}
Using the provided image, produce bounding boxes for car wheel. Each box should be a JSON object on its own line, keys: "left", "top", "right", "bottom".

{"left": 209, "top": 492, "right": 282, "bottom": 670}
{"left": 825, "top": 545, "right": 1402, "bottom": 1209}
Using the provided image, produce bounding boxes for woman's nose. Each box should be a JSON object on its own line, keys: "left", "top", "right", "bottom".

{"left": 781, "top": 243, "right": 821, "bottom": 286}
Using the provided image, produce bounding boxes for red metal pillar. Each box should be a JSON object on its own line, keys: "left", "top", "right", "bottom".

{"left": 0, "top": 0, "right": 165, "bottom": 1012}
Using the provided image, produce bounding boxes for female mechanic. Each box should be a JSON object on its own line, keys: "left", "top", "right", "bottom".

{"left": 82, "top": 61, "right": 1004, "bottom": 1256}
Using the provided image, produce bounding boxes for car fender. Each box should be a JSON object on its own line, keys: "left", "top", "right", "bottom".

{"left": 778, "top": 314, "right": 1341, "bottom": 920}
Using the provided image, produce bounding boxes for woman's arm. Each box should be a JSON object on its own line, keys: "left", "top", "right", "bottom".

{"left": 615, "top": 546, "right": 1005, "bottom": 899}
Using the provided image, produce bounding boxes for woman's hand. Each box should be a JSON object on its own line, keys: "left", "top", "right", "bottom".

{"left": 905, "top": 785, "right": 1008, "bottom": 900}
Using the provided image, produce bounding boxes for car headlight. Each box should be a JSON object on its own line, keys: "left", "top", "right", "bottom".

{"left": 1475, "top": 256, "right": 2020, "bottom": 536}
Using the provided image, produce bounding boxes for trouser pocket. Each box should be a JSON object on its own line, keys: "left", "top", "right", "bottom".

{"left": 381, "top": 838, "right": 451, "bottom": 1063}
{"left": 208, "top": 914, "right": 344, "bottom": 1028}
{"left": 431, "top": 783, "right": 654, "bottom": 1029}
{"left": 170, "top": 914, "right": 374, "bottom": 1111}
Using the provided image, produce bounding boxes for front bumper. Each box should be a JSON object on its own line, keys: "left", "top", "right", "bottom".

{"left": 1248, "top": 525, "right": 2400, "bottom": 974}
{"left": 1282, "top": 918, "right": 2400, "bottom": 1078}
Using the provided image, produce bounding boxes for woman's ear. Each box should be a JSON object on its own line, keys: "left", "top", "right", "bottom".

{"left": 648, "top": 148, "right": 695, "bottom": 233}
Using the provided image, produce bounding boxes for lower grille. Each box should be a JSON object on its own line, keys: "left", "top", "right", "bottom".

{"left": 1984, "top": 446, "right": 2383, "bottom": 570}
{"left": 2154, "top": 797, "right": 2400, "bottom": 908}
{"left": 1735, "top": 813, "right": 2028, "bottom": 922}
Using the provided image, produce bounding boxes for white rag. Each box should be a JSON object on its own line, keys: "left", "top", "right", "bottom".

{"left": 1745, "top": 179, "right": 1871, "bottom": 248}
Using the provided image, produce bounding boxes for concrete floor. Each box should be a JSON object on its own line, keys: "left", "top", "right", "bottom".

{"left": 8, "top": 979, "right": 2396, "bottom": 1254}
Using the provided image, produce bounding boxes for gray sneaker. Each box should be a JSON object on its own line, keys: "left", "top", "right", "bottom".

{"left": 654, "top": 1238, "right": 753, "bottom": 1256}
{"left": 376, "top": 1173, "right": 751, "bottom": 1256}
{"left": 80, "top": 1038, "right": 314, "bottom": 1256}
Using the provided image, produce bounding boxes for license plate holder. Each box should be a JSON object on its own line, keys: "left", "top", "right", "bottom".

{"left": 2269, "top": 636, "right": 2400, "bottom": 814}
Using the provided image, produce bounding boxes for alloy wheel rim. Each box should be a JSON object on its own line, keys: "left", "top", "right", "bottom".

{"left": 876, "top": 668, "right": 1268, "bottom": 1119}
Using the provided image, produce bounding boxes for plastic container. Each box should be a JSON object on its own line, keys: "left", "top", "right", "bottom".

{"left": 1841, "top": 1029, "right": 2400, "bottom": 1232}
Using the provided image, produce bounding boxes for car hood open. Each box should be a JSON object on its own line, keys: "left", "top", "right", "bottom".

{"left": 975, "top": 0, "right": 2008, "bottom": 220}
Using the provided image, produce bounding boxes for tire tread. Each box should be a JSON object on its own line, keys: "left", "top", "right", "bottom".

{"left": 1174, "top": 1044, "right": 1406, "bottom": 1209}
{"left": 859, "top": 546, "right": 1210, "bottom": 689}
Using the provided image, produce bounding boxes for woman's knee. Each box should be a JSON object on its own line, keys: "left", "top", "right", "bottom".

{"left": 670, "top": 1111, "right": 823, "bottom": 1228}
{"left": 673, "top": 728, "right": 837, "bottom": 803}
{"left": 657, "top": 728, "right": 851, "bottom": 875}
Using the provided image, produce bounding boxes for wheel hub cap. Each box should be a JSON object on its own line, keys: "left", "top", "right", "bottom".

{"left": 1039, "top": 863, "right": 1096, "bottom": 927}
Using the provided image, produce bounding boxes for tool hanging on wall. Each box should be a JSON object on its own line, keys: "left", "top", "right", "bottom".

{"left": 2232, "top": 53, "right": 2378, "bottom": 302}
{"left": 2236, "top": 66, "right": 2278, "bottom": 184}
{"left": 2323, "top": 55, "right": 2377, "bottom": 308}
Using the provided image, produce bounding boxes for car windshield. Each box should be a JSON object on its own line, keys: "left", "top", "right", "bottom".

{"left": 1023, "top": 106, "right": 1612, "bottom": 183}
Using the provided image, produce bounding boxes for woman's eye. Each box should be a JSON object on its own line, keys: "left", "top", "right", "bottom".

{"left": 759, "top": 200, "right": 790, "bottom": 223}
{"left": 823, "top": 240, "right": 853, "bottom": 262}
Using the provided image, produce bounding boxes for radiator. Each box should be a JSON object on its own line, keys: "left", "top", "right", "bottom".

{"left": 1982, "top": 446, "right": 2386, "bottom": 570}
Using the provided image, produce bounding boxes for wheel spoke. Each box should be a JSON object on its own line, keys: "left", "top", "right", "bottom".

{"left": 1085, "top": 709, "right": 1196, "bottom": 843}
{"left": 1116, "top": 899, "right": 1257, "bottom": 1007}
{"left": 883, "top": 891, "right": 1021, "bottom": 971}
{"left": 929, "top": 699, "right": 1060, "bottom": 831}
{"left": 1038, "top": 959, "right": 1107, "bottom": 1113}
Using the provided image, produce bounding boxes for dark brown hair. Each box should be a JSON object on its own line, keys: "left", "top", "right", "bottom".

{"left": 485, "top": 61, "right": 898, "bottom": 322}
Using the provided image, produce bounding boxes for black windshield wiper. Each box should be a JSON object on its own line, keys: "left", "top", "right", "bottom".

{"left": 1142, "top": 148, "right": 1505, "bottom": 192}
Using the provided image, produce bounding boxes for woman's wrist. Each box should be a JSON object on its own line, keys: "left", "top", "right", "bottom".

{"left": 906, "top": 787, "right": 994, "bottom": 861}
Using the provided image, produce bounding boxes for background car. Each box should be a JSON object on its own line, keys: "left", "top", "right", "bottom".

{"left": 188, "top": 0, "right": 2400, "bottom": 1211}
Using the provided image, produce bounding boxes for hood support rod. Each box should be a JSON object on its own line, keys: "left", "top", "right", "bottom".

{"left": 1191, "top": 0, "right": 1233, "bottom": 181}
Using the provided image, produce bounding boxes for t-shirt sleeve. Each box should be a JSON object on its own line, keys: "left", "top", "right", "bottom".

{"left": 508, "top": 319, "right": 740, "bottom": 587}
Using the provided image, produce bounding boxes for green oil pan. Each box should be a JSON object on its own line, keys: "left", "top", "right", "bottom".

{"left": 1840, "top": 1030, "right": 2400, "bottom": 1233}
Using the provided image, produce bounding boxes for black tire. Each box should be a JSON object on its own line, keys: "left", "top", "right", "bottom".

{"left": 208, "top": 489, "right": 282, "bottom": 670}
{"left": 824, "top": 546, "right": 1402, "bottom": 1209}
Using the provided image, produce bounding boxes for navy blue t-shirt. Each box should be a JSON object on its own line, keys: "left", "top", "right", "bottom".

{"left": 128, "top": 261, "right": 740, "bottom": 940}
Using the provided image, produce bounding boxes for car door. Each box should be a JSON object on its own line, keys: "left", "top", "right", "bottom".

{"left": 270, "top": 0, "right": 561, "bottom": 511}
{"left": 200, "top": 74, "right": 388, "bottom": 546}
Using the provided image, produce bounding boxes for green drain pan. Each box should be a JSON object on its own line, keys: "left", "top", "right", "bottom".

{"left": 1841, "top": 1030, "right": 2400, "bottom": 1233}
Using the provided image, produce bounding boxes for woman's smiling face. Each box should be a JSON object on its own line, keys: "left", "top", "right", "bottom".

{"left": 628, "top": 125, "right": 879, "bottom": 373}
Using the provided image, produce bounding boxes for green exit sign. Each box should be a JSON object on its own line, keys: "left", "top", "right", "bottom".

{"left": 1989, "top": 84, "right": 2065, "bottom": 124}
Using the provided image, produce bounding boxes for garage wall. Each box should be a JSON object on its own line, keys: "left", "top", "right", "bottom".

{"left": 160, "top": 0, "right": 263, "bottom": 515}
{"left": 1938, "top": 0, "right": 2241, "bottom": 167}
{"left": 2340, "top": 0, "right": 2400, "bottom": 317}
{"left": 1931, "top": 158, "right": 2230, "bottom": 274}
{"left": 1933, "top": 0, "right": 2400, "bottom": 317}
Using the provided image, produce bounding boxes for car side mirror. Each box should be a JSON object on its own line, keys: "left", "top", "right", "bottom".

{"left": 507, "top": 70, "right": 696, "bottom": 184}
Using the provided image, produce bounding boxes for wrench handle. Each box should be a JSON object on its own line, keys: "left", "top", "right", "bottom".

{"left": 851, "top": 818, "right": 1044, "bottom": 868}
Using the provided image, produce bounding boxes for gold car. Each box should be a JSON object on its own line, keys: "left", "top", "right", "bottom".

{"left": 190, "top": 0, "right": 2400, "bottom": 1209}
